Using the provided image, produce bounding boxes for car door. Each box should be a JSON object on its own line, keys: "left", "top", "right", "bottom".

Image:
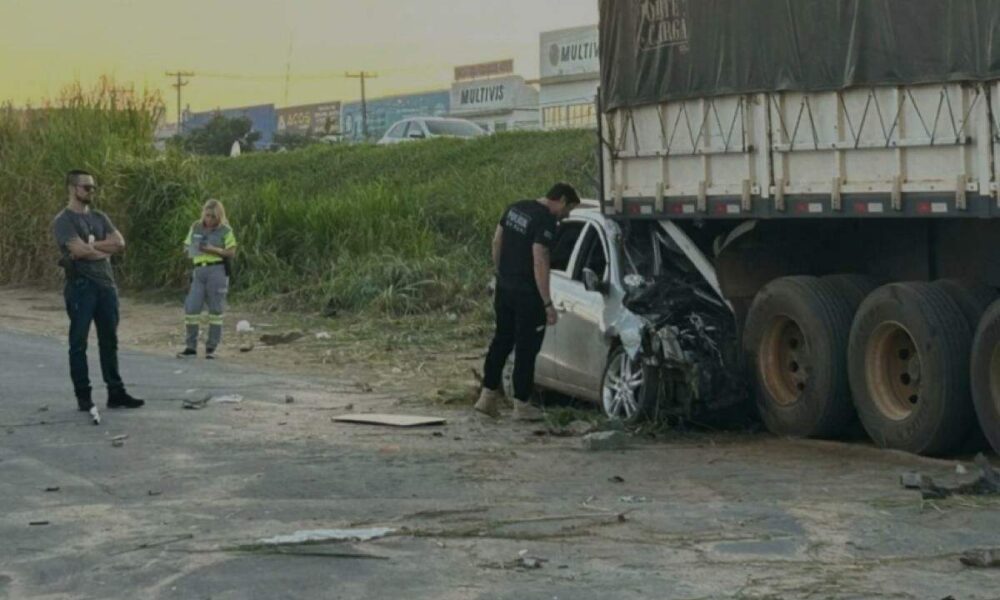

{"left": 533, "top": 219, "right": 587, "bottom": 388}
{"left": 551, "top": 223, "right": 613, "bottom": 401}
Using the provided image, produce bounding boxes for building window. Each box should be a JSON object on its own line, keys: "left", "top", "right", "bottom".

{"left": 543, "top": 103, "right": 596, "bottom": 130}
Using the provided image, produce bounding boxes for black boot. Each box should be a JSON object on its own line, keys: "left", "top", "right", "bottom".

{"left": 76, "top": 388, "right": 94, "bottom": 412}
{"left": 107, "top": 389, "right": 145, "bottom": 409}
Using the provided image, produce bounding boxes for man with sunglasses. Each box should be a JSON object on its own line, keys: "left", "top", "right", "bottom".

{"left": 52, "top": 170, "right": 144, "bottom": 415}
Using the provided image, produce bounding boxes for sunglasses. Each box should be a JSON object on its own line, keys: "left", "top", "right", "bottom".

{"left": 77, "top": 184, "right": 97, "bottom": 192}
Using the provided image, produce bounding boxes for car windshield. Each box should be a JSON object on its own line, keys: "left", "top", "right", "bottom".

{"left": 621, "top": 221, "right": 696, "bottom": 281}
{"left": 425, "top": 120, "right": 484, "bottom": 137}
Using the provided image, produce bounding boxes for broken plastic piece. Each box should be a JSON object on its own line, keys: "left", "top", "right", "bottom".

{"left": 258, "top": 527, "right": 394, "bottom": 545}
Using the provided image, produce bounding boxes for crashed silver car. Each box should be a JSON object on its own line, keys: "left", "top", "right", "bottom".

{"left": 503, "top": 203, "right": 744, "bottom": 423}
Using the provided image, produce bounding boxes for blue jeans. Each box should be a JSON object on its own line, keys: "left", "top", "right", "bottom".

{"left": 63, "top": 277, "right": 124, "bottom": 399}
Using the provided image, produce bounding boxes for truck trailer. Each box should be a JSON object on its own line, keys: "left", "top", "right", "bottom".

{"left": 598, "top": 0, "right": 1000, "bottom": 456}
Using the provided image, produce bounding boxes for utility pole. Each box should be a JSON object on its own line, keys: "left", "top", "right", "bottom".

{"left": 165, "top": 71, "right": 195, "bottom": 135}
{"left": 345, "top": 71, "right": 378, "bottom": 139}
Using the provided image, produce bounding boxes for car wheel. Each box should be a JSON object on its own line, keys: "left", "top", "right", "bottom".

{"left": 970, "top": 299, "right": 1000, "bottom": 456}
{"left": 601, "top": 346, "right": 659, "bottom": 424}
{"left": 501, "top": 352, "right": 516, "bottom": 401}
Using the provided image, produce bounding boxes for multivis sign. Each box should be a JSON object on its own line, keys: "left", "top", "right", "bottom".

{"left": 450, "top": 75, "right": 524, "bottom": 112}
{"left": 540, "top": 25, "right": 600, "bottom": 80}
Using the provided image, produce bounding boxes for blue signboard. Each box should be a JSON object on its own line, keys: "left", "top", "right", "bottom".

{"left": 341, "top": 90, "right": 449, "bottom": 142}
{"left": 183, "top": 103, "right": 278, "bottom": 147}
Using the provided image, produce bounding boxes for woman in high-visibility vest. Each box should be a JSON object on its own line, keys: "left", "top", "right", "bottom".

{"left": 177, "top": 199, "right": 237, "bottom": 359}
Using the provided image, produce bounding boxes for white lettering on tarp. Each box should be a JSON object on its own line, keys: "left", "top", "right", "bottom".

{"left": 637, "top": 0, "right": 690, "bottom": 51}
{"left": 460, "top": 85, "right": 506, "bottom": 106}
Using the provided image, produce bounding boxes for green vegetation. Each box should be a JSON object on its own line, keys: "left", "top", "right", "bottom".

{"left": 0, "top": 81, "right": 597, "bottom": 318}
{"left": 174, "top": 114, "right": 260, "bottom": 155}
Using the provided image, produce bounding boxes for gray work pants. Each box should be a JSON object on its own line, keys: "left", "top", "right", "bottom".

{"left": 184, "top": 264, "right": 228, "bottom": 351}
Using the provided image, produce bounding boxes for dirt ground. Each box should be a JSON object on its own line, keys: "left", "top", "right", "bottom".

{"left": 2, "top": 285, "right": 1000, "bottom": 599}
{"left": 0, "top": 285, "right": 486, "bottom": 406}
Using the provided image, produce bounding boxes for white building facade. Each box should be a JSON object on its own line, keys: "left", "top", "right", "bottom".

{"left": 539, "top": 25, "right": 600, "bottom": 130}
{"left": 449, "top": 74, "right": 540, "bottom": 133}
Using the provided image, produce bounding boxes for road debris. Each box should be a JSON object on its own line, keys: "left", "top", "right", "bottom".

{"left": 315, "top": 331, "right": 332, "bottom": 340}
{"left": 212, "top": 394, "right": 243, "bottom": 404}
{"left": 258, "top": 527, "right": 394, "bottom": 546}
{"left": 260, "top": 331, "right": 304, "bottom": 346}
{"left": 183, "top": 396, "right": 209, "bottom": 410}
{"left": 901, "top": 454, "right": 1000, "bottom": 500}
{"left": 89, "top": 406, "right": 101, "bottom": 425}
{"left": 581, "top": 431, "right": 628, "bottom": 451}
{"left": 111, "top": 434, "right": 128, "bottom": 448}
{"left": 960, "top": 548, "right": 1000, "bottom": 568}
{"left": 147, "top": 490, "right": 162, "bottom": 496}
{"left": 516, "top": 549, "right": 546, "bottom": 570}
{"left": 619, "top": 495, "right": 649, "bottom": 504}
{"left": 608, "top": 476, "right": 625, "bottom": 483}
{"left": 44, "top": 486, "right": 60, "bottom": 492}
{"left": 29, "top": 521, "right": 49, "bottom": 526}
{"left": 285, "top": 395, "right": 295, "bottom": 404}
{"left": 332, "top": 414, "right": 446, "bottom": 428}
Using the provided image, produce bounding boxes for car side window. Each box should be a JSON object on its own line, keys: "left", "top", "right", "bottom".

{"left": 573, "top": 225, "right": 608, "bottom": 283}
{"left": 387, "top": 122, "right": 406, "bottom": 138}
{"left": 405, "top": 121, "right": 425, "bottom": 137}
{"left": 549, "top": 221, "right": 586, "bottom": 273}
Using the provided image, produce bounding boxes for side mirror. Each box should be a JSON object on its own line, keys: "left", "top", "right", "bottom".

{"left": 582, "top": 268, "right": 606, "bottom": 294}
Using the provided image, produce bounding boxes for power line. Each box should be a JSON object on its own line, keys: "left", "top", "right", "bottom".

{"left": 165, "top": 71, "right": 194, "bottom": 134}
{"left": 344, "top": 71, "right": 378, "bottom": 139}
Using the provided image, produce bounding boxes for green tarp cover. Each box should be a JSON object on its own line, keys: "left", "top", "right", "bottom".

{"left": 600, "top": 0, "right": 1000, "bottom": 110}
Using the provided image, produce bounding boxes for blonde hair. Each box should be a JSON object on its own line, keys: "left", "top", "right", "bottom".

{"left": 197, "top": 198, "right": 229, "bottom": 228}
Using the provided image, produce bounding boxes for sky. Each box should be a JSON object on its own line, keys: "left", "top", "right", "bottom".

{"left": 0, "top": 0, "right": 597, "bottom": 122}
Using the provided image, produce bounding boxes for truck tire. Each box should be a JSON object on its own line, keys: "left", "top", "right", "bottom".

{"left": 934, "top": 279, "right": 997, "bottom": 452}
{"left": 744, "top": 276, "right": 857, "bottom": 438}
{"left": 848, "top": 282, "right": 975, "bottom": 456}
{"left": 821, "top": 274, "right": 882, "bottom": 439}
{"left": 934, "top": 279, "right": 998, "bottom": 329}
{"left": 970, "top": 299, "right": 1000, "bottom": 456}
{"left": 822, "top": 274, "right": 881, "bottom": 307}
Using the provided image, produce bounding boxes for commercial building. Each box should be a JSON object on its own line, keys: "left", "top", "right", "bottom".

{"left": 276, "top": 102, "right": 341, "bottom": 138}
{"left": 183, "top": 103, "right": 278, "bottom": 147}
{"left": 539, "top": 25, "right": 599, "bottom": 130}
{"left": 449, "top": 60, "right": 539, "bottom": 132}
{"left": 341, "top": 90, "right": 449, "bottom": 142}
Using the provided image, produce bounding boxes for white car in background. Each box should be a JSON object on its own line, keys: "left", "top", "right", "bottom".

{"left": 377, "top": 117, "right": 486, "bottom": 145}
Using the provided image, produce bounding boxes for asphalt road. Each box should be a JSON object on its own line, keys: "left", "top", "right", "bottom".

{"left": 2, "top": 327, "right": 1000, "bottom": 600}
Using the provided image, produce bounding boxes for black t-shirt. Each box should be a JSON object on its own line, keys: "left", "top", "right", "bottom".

{"left": 497, "top": 199, "right": 556, "bottom": 293}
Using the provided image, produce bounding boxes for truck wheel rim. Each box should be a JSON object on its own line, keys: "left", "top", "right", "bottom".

{"left": 990, "top": 343, "right": 1000, "bottom": 416}
{"left": 603, "top": 351, "right": 643, "bottom": 419}
{"left": 866, "top": 321, "right": 921, "bottom": 421}
{"left": 759, "top": 316, "right": 809, "bottom": 406}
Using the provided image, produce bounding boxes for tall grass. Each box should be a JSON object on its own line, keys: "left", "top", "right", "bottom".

{"left": 0, "top": 78, "right": 166, "bottom": 282}
{"left": 1, "top": 81, "right": 597, "bottom": 316}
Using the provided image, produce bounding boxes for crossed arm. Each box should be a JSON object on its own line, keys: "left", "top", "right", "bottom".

{"left": 66, "top": 231, "right": 125, "bottom": 261}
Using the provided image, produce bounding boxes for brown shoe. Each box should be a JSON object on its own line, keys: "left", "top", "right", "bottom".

{"left": 474, "top": 388, "right": 502, "bottom": 418}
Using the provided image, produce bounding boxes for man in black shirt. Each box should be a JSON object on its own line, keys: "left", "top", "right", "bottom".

{"left": 476, "top": 183, "right": 581, "bottom": 420}
{"left": 52, "top": 170, "right": 145, "bottom": 416}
